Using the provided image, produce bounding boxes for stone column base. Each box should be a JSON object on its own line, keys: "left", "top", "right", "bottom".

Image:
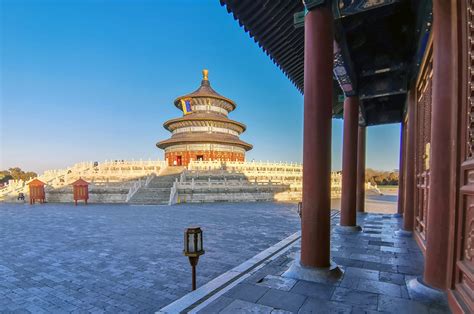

{"left": 334, "top": 225, "right": 362, "bottom": 234}
{"left": 282, "top": 257, "right": 343, "bottom": 284}
{"left": 406, "top": 277, "right": 448, "bottom": 306}
{"left": 395, "top": 229, "right": 412, "bottom": 237}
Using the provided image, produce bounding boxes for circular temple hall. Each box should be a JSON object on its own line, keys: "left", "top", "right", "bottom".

{"left": 156, "top": 70, "right": 252, "bottom": 166}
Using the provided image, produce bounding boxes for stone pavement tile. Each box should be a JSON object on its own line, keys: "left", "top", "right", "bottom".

{"left": 220, "top": 299, "right": 273, "bottom": 314}
{"left": 378, "top": 295, "right": 430, "bottom": 313}
{"left": 368, "top": 241, "right": 395, "bottom": 247}
{"left": 379, "top": 271, "right": 405, "bottom": 285}
{"left": 429, "top": 304, "right": 452, "bottom": 314}
{"left": 24, "top": 304, "right": 48, "bottom": 313}
{"left": 257, "top": 288, "right": 306, "bottom": 312}
{"left": 331, "top": 287, "right": 378, "bottom": 310}
{"left": 388, "top": 256, "right": 420, "bottom": 267}
{"left": 400, "top": 284, "right": 411, "bottom": 300}
{"left": 356, "top": 279, "right": 401, "bottom": 297}
{"left": 381, "top": 246, "right": 408, "bottom": 254}
{"left": 298, "top": 297, "right": 352, "bottom": 314}
{"left": 224, "top": 283, "right": 269, "bottom": 303}
{"left": 332, "top": 257, "right": 365, "bottom": 268}
{"left": 344, "top": 267, "right": 379, "bottom": 281}
{"left": 349, "top": 253, "right": 382, "bottom": 264}
{"left": 11, "top": 309, "right": 31, "bottom": 314}
{"left": 339, "top": 276, "right": 359, "bottom": 289}
{"left": 197, "top": 296, "right": 234, "bottom": 313}
{"left": 290, "top": 280, "right": 335, "bottom": 300}
{"left": 71, "top": 310, "right": 91, "bottom": 314}
{"left": 363, "top": 261, "right": 397, "bottom": 273}
{"left": 397, "top": 265, "right": 423, "bottom": 275}
{"left": 244, "top": 271, "right": 271, "bottom": 285}
{"left": 257, "top": 275, "right": 297, "bottom": 292}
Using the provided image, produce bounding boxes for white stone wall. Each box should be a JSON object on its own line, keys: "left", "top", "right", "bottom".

{"left": 0, "top": 159, "right": 165, "bottom": 201}
{"left": 1, "top": 159, "right": 378, "bottom": 204}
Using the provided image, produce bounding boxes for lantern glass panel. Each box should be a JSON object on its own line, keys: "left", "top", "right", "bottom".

{"left": 184, "top": 232, "right": 187, "bottom": 252}
{"left": 196, "top": 232, "right": 202, "bottom": 252}
{"left": 188, "top": 233, "right": 196, "bottom": 253}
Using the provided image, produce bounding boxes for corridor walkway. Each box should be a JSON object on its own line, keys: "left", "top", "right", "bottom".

{"left": 193, "top": 213, "right": 450, "bottom": 313}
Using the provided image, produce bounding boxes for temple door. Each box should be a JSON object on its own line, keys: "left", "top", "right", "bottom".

{"left": 414, "top": 39, "right": 433, "bottom": 252}
{"left": 450, "top": 2, "right": 474, "bottom": 311}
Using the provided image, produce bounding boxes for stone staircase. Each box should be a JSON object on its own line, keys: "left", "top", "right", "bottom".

{"left": 128, "top": 166, "right": 185, "bottom": 205}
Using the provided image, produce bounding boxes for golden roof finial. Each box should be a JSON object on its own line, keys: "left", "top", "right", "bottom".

{"left": 202, "top": 69, "right": 209, "bottom": 81}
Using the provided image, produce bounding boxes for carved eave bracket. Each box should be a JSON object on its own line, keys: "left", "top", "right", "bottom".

{"left": 293, "top": 3, "right": 358, "bottom": 98}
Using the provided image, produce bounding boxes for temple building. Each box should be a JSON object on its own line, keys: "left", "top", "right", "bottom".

{"left": 156, "top": 70, "right": 252, "bottom": 166}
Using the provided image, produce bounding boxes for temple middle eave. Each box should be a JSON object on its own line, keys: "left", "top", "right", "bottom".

{"left": 162, "top": 113, "right": 247, "bottom": 133}
{"left": 156, "top": 133, "right": 253, "bottom": 151}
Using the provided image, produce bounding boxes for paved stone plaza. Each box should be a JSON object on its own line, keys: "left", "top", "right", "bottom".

{"left": 0, "top": 202, "right": 300, "bottom": 312}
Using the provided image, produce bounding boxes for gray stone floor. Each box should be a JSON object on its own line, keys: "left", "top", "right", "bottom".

{"left": 0, "top": 202, "right": 300, "bottom": 313}
{"left": 199, "top": 213, "right": 451, "bottom": 314}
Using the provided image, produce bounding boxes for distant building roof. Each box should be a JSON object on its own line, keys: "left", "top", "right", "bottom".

{"left": 71, "top": 178, "right": 89, "bottom": 186}
{"left": 28, "top": 179, "right": 45, "bottom": 186}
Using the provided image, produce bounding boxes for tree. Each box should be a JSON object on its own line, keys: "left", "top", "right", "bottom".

{"left": 0, "top": 168, "right": 37, "bottom": 183}
{"left": 0, "top": 171, "right": 13, "bottom": 184}
{"left": 364, "top": 168, "right": 399, "bottom": 186}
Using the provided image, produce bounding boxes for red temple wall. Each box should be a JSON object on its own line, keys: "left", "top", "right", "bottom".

{"left": 165, "top": 150, "right": 245, "bottom": 166}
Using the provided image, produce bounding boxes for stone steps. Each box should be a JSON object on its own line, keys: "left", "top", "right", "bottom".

{"left": 128, "top": 167, "right": 184, "bottom": 205}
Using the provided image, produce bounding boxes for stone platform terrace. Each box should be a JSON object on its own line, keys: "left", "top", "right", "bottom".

{"left": 173, "top": 213, "right": 450, "bottom": 314}
{"left": 0, "top": 202, "right": 300, "bottom": 312}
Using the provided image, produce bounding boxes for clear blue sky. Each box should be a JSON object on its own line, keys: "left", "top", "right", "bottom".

{"left": 0, "top": 0, "right": 401, "bottom": 174}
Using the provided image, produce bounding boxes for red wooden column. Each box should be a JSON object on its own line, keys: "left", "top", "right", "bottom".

{"left": 356, "top": 125, "right": 366, "bottom": 213}
{"left": 301, "top": 3, "right": 334, "bottom": 268}
{"left": 396, "top": 122, "right": 406, "bottom": 216}
{"left": 402, "top": 88, "right": 416, "bottom": 233}
{"left": 423, "top": 0, "right": 457, "bottom": 289}
{"left": 340, "top": 96, "right": 360, "bottom": 227}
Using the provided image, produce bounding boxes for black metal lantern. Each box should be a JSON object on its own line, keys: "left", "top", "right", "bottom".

{"left": 184, "top": 226, "right": 204, "bottom": 257}
{"left": 183, "top": 226, "right": 204, "bottom": 290}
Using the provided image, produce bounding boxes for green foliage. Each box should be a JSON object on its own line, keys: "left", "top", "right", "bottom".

{"left": 0, "top": 167, "right": 37, "bottom": 184}
{"left": 365, "top": 168, "right": 398, "bottom": 186}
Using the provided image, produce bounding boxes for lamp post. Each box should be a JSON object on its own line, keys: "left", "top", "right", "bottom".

{"left": 183, "top": 226, "right": 205, "bottom": 291}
